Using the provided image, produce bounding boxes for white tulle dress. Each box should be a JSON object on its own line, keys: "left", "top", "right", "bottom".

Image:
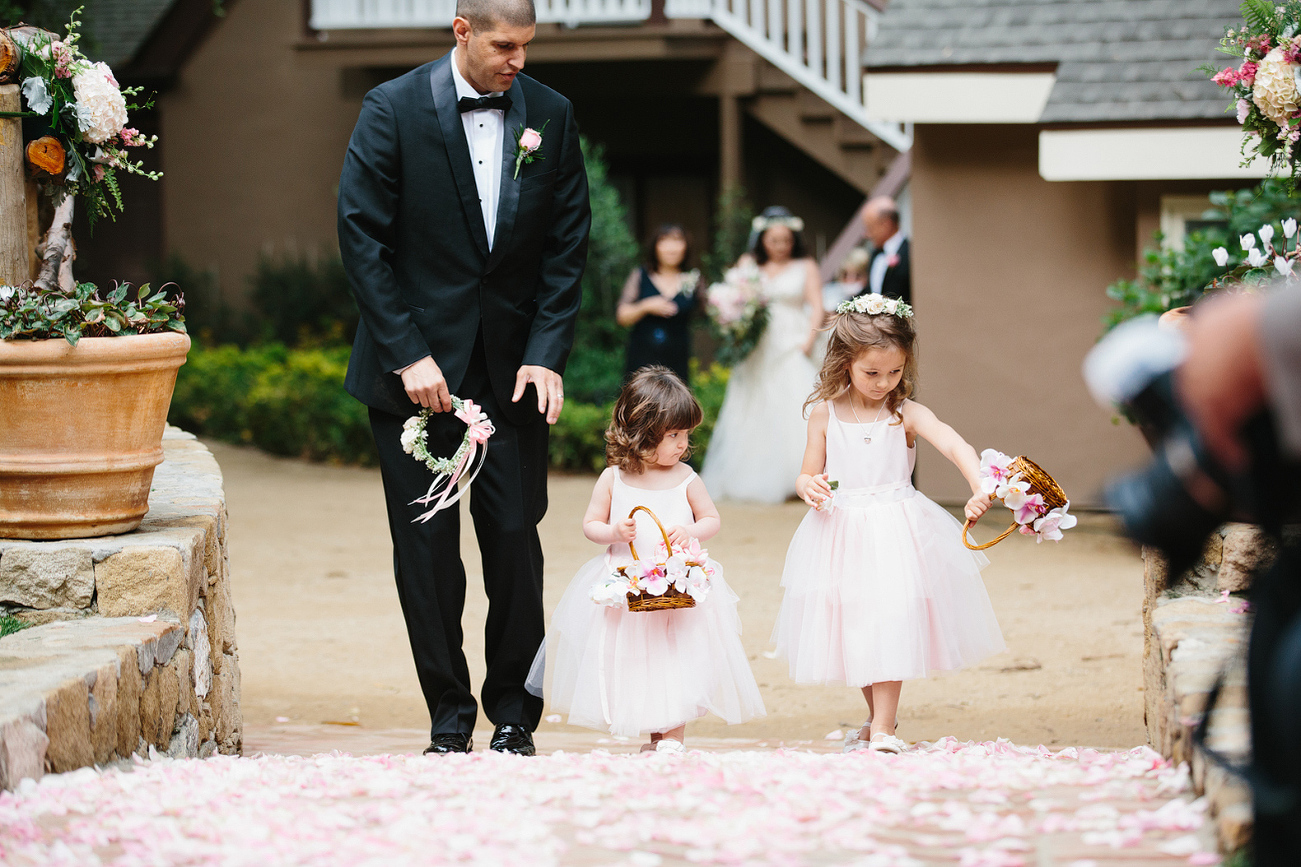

{"left": 773, "top": 401, "right": 1006, "bottom": 685}
{"left": 701, "top": 260, "right": 820, "bottom": 503}
{"left": 527, "top": 469, "right": 766, "bottom": 737}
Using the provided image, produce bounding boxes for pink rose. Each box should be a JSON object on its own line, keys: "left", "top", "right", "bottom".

{"left": 519, "top": 127, "right": 542, "bottom": 152}
{"left": 1238, "top": 99, "right": 1252, "bottom": 124}
{"left": 887, "top": 254, "right": 901, "bottom": 268}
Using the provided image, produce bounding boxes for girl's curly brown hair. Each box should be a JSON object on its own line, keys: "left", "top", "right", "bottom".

{"left": 804, "top": 311, "right": 918, "bottom": 423}
{"left": 606, "top": 366, "right": 704, "bottom": 473}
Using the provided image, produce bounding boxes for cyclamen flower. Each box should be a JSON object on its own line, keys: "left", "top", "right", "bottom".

{"left": 1248, "top": 248, "right": 1269, "bottom": 269}
{"left": 1012, "top": 493, "right": 1046, "bottom": 526}
{"left": 1260, "top": 224, "right": 1276, "bottom": 246}
{"left": 1286, "top": 218, "right": 1298, "bottom": 238}
{"left": 1033, "top": 504, "right": 1078, "bottom": 543}
{"left": 1276, "top": 256, "right": 1295, "bottom": 276}
{"left": 1212, "top": 247, "right": 1230, "bottom": 267}
{"left": 1242, "top": 233, "right": 1257, "bottom": 251}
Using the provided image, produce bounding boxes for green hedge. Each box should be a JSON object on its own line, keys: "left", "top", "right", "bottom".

{"left": 171, "top": 345, "right": 731, "bottom": 472}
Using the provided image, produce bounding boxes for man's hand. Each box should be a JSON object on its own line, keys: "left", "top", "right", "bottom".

{"left": 1176, "top": 292, "right": 1267, "bottom": 471}
{"left": 401, "top": 356, "right": 452, "bottom": 410}
{"left": 513, "top": 364, "right": 565, "bottom": 424}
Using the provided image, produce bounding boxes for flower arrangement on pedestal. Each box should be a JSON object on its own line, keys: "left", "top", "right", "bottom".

{"left": 1207, "top": 0, "right": 1301, "bottom": 186}
{"left": 703, "top": 262, "right": 769, "bottom": 366}
{"left": 1, "top": 8, "right": 160, "bottom": 228}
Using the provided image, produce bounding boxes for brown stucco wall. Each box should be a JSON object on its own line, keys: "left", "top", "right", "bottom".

{"left": 908, "top": 124, "right": 1150, "bottom": 509}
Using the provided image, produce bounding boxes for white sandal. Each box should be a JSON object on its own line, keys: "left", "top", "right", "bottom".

{"left": 655, "top": 738, "right": 686, "bottom": 754}
{"left": 843, "top": 717, "right": 901, "bottom": 753}
{"left": 867, "top": 733, "right": 907, "bottom": 754}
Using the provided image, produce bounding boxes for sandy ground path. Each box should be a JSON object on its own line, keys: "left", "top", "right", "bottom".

{"left": 207, "top": 441, "right": 1149, "bottom": 753}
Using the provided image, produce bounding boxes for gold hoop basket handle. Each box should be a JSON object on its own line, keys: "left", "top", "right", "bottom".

{"left": 962, "top": 518, "right": 1018, "bottom": 551}
{"left": 626, "top": 505, "right": 672, "bottom": 562}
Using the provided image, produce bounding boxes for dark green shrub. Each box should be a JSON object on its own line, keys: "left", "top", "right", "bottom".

{"left": 1105, "top": 179, "right": 1301, "bottom": 330}
{"left": 703, "top": 185, "right": 755, "bottom": 283}
{"left": 170, "top": 343, "right": 287, "bottom": 440}
{"left": 249, "top": 254, "right": 358, "bottom": 347}
{"left": 548, "top": 399, "right": 613, "bottom": 472}
{"left": 245, "top": 347, "right": 375, "bottom": 464}
{"left": 567, "top": 138, "right": 638, "bottom": 405}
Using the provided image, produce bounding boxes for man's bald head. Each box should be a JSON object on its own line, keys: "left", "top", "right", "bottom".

{"left": 456, "top": 0, "right": 536, "bottom": 31}
{"left": 862, "top": 196, "right": 901, "bottom": 248}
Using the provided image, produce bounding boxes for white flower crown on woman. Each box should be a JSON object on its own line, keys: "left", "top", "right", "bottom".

{"left": 836, "top": 293, "right": 914, "bottom": 319}
{"left": 751, "top": 214, "right": 805, "bottom": 233}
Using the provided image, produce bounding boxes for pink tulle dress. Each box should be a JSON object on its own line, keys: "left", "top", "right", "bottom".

{"left": 526, "top": 469, "right": 766, "bottom": 737}
{"left": 773, "top": 400, "right": 1005, "bottom": 685}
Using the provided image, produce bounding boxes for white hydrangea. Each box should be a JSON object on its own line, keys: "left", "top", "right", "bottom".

{"left": 1253, "top": 47, "right": 1300, "bottom": 128}
{"left": 72, "top": 62, "right": 127, "bottom": 144}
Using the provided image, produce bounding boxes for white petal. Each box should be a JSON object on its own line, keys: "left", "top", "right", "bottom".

{"left": 1241, "top": 234, "right": 1257, "bottom": 251}
{"left": 1212, "top": 247, "right": 1230, "bottom": 267}
{"left": 1276, "top": 256, "right": 1295, "bottom": 275}
{"left": 1260, "top": 224, "right": 1276, "bottom": 245}
{"left": 1284, "top": 218, "right": 1297, "bottom": 238}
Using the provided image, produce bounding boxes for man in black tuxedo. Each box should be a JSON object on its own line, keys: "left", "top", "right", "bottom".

{"left": 862, "top": 196, "right": 911, "bottom": 307}
{"left": 337, "top": 0, "right": 590, "bottom": 756}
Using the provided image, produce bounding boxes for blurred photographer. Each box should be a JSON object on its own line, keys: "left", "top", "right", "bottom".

{"left": 1176, "top": 288, "right": 1301, "bottom": 864}
{"left": 1083, "top": 284, "right": 1300, "bottom": 861}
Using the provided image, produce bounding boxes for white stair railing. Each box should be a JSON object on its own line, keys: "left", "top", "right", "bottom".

{"left": 309, "top": 0, "right": 910, "bottom": 151}
{"left": 668, "top": 0, "right": 910, "bottom": 152}
{"left": 310, "top": 0, "right": 650, "bottom": 30}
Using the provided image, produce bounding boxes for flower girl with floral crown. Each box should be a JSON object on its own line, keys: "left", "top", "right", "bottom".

{"left": 774, "top": 295, "right": 1006, "bottom": 754}
{"left": 527, "top": 367, "right": 765, "bottom": 751}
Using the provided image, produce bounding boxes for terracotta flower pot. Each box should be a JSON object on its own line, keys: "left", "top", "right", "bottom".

{"left": 0, "top": 332, "right": 191, "bottom": 539}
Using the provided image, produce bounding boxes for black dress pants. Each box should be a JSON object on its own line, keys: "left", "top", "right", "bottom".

{"left": 369, "top": 335, "right": 547, "bottom": 736}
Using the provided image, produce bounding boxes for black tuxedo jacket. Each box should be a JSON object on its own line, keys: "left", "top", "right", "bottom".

{"left": 870, "top": 238, "right": 911, "bottom": 307}
{"left": 338, "top": 53, "right": 591, "bottom": 425}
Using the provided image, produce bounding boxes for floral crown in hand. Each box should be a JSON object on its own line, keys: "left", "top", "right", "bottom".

{"left": 836, "top": 293, "right": 914, "bottom": 319}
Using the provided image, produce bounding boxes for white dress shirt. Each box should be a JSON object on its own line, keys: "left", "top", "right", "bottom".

{"left": 451, "top": 49, "right": 506, "bottom": 250}
{"left": 869, "top": 231, "right": 905, "bottom": 296}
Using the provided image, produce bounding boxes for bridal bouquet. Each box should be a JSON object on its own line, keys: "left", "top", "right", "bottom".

{"left": 590, "top": 537, "right": 714, "bottom": 609}
{"left": 1207, "top": 0, "right": 1301, "bottom": 186}
{"left": 2, "top": 9, "right": 160, "bottom": 228}
{"left": 704, "top": 262, "right": 769, "bottom": 366}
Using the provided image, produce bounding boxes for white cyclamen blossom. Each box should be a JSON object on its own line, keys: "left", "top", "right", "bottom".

{"left": 72, "top": 62, "right": 128, "bottom": 144}
{"left": 1212, "top": 247, "right": 1230, "bottom": 267}
{"left": 1285, "top": 218, "right": 1298, "bottom": 238}
{"left": 1242, "top": 233, "right": 1258, "bottom": 251}
{"left": 1260, "top": 224, "right": 1276, "bottom": 246}
{"left": 1248, "top": 248, "right": 1270, "bottom": 269}
{"left": 1276, "top": 256, "right": 1295, "bottom": 276}
{"left": 0, "top": 285, "right": 14, "bottom": 302}
{"left": 21, "top": 76, "right": 52, "bottom": 115}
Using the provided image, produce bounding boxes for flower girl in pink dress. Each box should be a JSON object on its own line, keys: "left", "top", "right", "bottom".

{"left": 527, "top": 367, "right": 765, "bottom": 751}
{"left": 775, "top": 296, "right": 1005, "bottom": 754}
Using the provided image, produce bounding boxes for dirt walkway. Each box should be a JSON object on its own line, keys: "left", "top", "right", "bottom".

{"left": 208, "top": 440, "right": 1149, "bottom": 752}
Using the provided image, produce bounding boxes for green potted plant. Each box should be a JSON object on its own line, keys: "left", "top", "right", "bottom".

{"left": 0, "top": 11, "right": 186, "bottom": 540}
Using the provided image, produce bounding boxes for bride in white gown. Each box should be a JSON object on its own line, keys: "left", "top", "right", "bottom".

{"left": 702, "top": 208, "right": 825, "bottom": 503}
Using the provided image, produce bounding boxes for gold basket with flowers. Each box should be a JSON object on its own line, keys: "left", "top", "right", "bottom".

{"left": 964, "top": 451, "right": 1075, "bottom": 550}
{"left": 589, "top": 506, "right": 713, "bottom": 611}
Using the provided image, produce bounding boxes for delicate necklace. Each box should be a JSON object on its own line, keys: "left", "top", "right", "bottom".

{"left": 848, "top": 395, "right": 886, "bottom": 444}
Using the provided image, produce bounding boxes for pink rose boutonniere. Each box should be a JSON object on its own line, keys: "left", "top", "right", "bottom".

{"left": 887, "top": 254, "right": 901, "bottom": 269}
{"left": 512, "top": 119, "right": 550, "bottom": 179}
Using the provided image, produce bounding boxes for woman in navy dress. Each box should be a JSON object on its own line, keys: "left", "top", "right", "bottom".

{"left": 617, "top": 224, "right": 703, "bottom": 385}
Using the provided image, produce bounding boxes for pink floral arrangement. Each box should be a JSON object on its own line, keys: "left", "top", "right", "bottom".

{"left": 590, "top": 537, "right": 713, "bottom": 607}
{"left": 1207, "top": 1, "right": 1301, "bottom": 185}
{"left": 703, "top": 262, "right": 769, "bottom": 366}
{"left": 978, "top": 449, "right": 1077, "bottom": 543}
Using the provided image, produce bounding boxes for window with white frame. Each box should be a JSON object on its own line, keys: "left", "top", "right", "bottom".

{"left": 1160, "top": 194, "right": 1226, "bottom": 251}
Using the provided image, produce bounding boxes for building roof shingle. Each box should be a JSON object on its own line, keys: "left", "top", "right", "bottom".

{"left": 865, "top": 0, "right": 1242, "bottom": 123}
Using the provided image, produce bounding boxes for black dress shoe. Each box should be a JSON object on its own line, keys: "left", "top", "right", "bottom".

{"left": 489, "top": 723, "right": 535, "bottom": 756}
{"left": 423, "top": 733, "right": 473, "bottom": 755}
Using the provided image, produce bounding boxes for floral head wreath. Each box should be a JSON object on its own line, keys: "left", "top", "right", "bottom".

{"left": 836, "top": 293, "right": 914, "bottom": 319}
{"left": 400, "top": 396, "right": 495, "bottom": 523}
{"left": 751, "top": 214, "right": 805, "bottom": 234}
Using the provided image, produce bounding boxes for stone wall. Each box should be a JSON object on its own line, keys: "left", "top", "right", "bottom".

{"left": 1142, "top": 524, "right": 1275, "bottom": 853}
{"left": 0, "top": 429, "right": 239, "bottom": 787}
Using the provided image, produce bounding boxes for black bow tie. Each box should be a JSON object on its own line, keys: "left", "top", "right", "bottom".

{"left": 458, "top": 94, "right": 511, "bottom": 113}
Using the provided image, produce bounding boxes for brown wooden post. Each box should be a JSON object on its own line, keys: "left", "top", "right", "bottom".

{"left": 0, "top": 83, "right": 29, "bottom": 286}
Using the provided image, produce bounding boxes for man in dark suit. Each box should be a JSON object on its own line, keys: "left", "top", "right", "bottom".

{"left": 862, "top": 196, "right": 911, "bottom": 307}
{"left": 337, "top": 0, "right": 590, "bottom": 757}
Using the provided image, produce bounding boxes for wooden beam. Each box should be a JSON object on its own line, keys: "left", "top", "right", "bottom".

{"left": 0, "top": 83, "right": 28, "bottom": 286}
